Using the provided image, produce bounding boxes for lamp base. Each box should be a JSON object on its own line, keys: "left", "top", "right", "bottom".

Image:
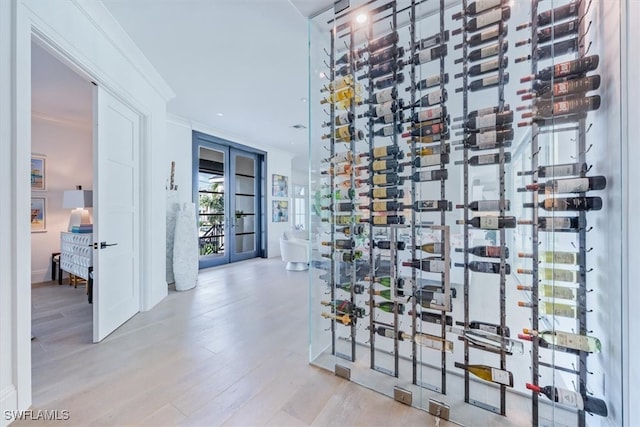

{"left": 67, "top": 208, "right": 92, "bottom": 231}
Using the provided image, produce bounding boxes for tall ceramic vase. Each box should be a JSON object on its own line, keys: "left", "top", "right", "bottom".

{"left": 173, "top": 202, "right": 198, "bottom": 291}
{"left": 166, "top": 190, "right": 179, "bottom": 284}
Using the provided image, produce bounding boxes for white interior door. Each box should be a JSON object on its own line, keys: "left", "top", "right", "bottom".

{"left": 93, "top": 85, "right": 140, "bottom": 343}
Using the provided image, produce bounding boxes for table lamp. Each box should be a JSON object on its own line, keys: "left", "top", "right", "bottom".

{"left": 63, "top": 185, "right": 93, "bottom": 231}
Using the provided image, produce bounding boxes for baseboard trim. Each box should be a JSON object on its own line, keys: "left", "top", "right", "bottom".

{"left": 0, "top": 385, "right": 17, "bottom": 427}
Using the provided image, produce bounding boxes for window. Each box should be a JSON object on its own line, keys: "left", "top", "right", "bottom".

{"left": 293, "top": 185, "right": 306, "bottom": 230}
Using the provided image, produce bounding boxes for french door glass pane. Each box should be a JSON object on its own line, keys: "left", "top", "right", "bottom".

{"left": 198, "top": 147, "right": 226, "bottom": 258}
{"left": 234, "top": 154, "right": 256, "bottom": 254}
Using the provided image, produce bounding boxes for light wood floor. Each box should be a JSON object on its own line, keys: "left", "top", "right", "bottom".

{"left": 24, "top": 258, "right": 455, "bottom": 426}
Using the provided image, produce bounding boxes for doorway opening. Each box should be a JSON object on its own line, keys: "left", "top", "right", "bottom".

{"left": 193, "top": 131, "right": 267, "bottom": 269}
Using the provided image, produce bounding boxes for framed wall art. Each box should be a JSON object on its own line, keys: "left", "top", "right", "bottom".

{"left": 272, "top": 200, "right": 288, "bottom": 223}
{"left": 31, "top": 197, "right": 46, "bottom": 232}
{"left": 31, "top": 155, "right": 46, "bottom": 191}
{"left": 272, "top": 174, "right": 288, "bottom": 197}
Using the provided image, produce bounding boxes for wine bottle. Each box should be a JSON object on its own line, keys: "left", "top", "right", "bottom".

{"left": 367, "top": 300, "right": 405, "bottom": 314}
{"left": 402, "top": 123, "right": 447, "bottom": 138}
{"left": 455, "top": 56, "right": 508, "bottom": 79}
{"left": 454, "top": 104, "right": 510, "bottom": 121}
{"left": 412, "top": 169, "right": 448, "bottom": 182}
{"left": 456, "top": 245, "right": 508, "bottom": 258}
{"left": 517, "top": 283, "right": 577, "bottom": 300}
{"left": 517, "top": 112, "right": 587, "bottom": 128}
{"left": 407, "top": 44, "right": 448, "bottom": 66}
{"left": 525, "top": 383, "right": 608, "bottom": 417}
{"left": 518, "top": 162, "right": 587, "bottom": 178}
{"left": 456, "top": 200, "right": 511, "bottom": 211}
{"left": 409, "top": 310, "right": 454, "bottom": 326}
{"left": 360, "top": 201, "right": 404, "bottom": 212}
{"left": 416, "top": 31, "right": 450, "bottom": 50}
{"left": 518, "top": 250, "right": 581, "bottom": 265}
{"left": 517, "top": 267, "right": 577, "bottom": 283}
{"left": 337, "top": 224, "right": 365, "bottom": 236}
{"left": 519, "top": 300, "right": 578, "bottom": 318}
{"left": 358, "top": 31, "right": 399, "bottom": 55}
{"left": 523, "top": 196, "right": 603, "bottom": 211}
{"left": 409, "top": 89, "right": 447, "bottom": 108}
{"left": 321, "top": 312, "right": 354, "bottom": 326}
{"left": 362, "top": 87, "right": 397, "bottom": 105}
{"left": 455, "top": 24, "right": 507, "bottom": 49}
{"left": 518, "top": 1, "right": 580, "bottom": 30}
{"left": 413, "top": 289, "right": 451, "bottom": 308}
{"left": 319, "top": 86, "right": 359, "bottom": 105}
{"left": 455, "top": 260, "right": 510, "bottom": 274}
{"left": 523, "top": 328, "right": 601, "bottom": 353}
{"left": 455, "top": 111, "right": 513, "bottom": 131}
{"left": 402, "top": 258, "right": 447, "bottom": 273}
{"left": 412, "top": 332, "right": 454, "bottom": 352}
{"left": 407, "top": 73, "right": 449, "bottom": 93}
{"left": 321, "top": 214, "right": 363, "bottom": 225}
{"left": 368, "top": 288, "right": 404, "bottom": 300}
{"left": 409, "top": 132, "right": 450, "bottom": 144}
{"left": 460, "top": 152, "right": 512, "bottom": 167}
{"left": 515, "top": 19, "right": 579, "bottom": 47}
{"left": 372, "top": 326, "right": 408, "bottom": 341}
{"left": 452, "top": 7, "right": 511, "bottom": 36}
{"left": 525, "top": 176, "right": 606, "bottom": 194}
{"left": 457, "top": 72, "right": 509, "bottom": 93}
{"left": 373, "top": 123, "right": 403, "bottom": 137}
{"left": 321, "top": 164, "right": 353, "bottom": 176}
{"left": 357, "top": 60, "right": 405, "bottom": 81}
{"left": 375, "top": 241, "right": 407, "bottom": 251}
{"left": 518, "top": 216, "right": 586, "bottom": 232}
{"left": 371, "top": 111, "right": 405, "bottom": 124}
{"left": 456, "top": 41, "right": 507, "bottom": 64}
{"left": 356, "top": 173, "right": 402, "bottom": 186}
{"left": 410, "top": 106, "right": 448, "bottom": 124}
{"left": 320, "top": 299, "right": 365, "bottom": 318}
{"left": 322, "top": 251, "right": 364, "bottom": 262}
{"left": 321, "top": 202, "right": 354, "bottom": 212}
{"left": 359, "top": 215, "right": 406, "bottom": 225}
{"left": 520, "top": 75, "right": 601, "bottom": 101}
{"left": 357, "top": 158, "right": 401, "bottom": 173}
{"left": 412, "top": 200, "right": 452, "bottom": 212}
{"left": 465, "top": 320, "right": 510, "bottom": 337}
{"left": 366, "top": 276, "right": 405, "bottom": 288}
{"left": 411, "top": 144, "right": 450, "bottom": 156}
{"left": 375, "top": 73, "right": 405, "bottom": 90}
{"left": 335, "top": 50, "right": 363, "bottom": 66}
{"left": 361, "top": 144, "right": 402, "bottom": 159}
{"left": 321, "top": 239, "right": 354, "bottom": 249}
{"left": 321, "top": 151, "right": 361, "bottom": 165}
{"left": 515, "top": 38, "right": 579, "bottom": 63}
{"left": 519, "top": 333, "right": 580, "bottom": 354}
{"left": 460, "top": 128, "right": 513, "bottom": 148}
{"left": 454, "top": 0, "right": 510, "bottom": 18}
{"left": 321, "top": 125, "right": 365, "bottom": 142}
{"left": 322, "top": 112, "right": 355, "bottom": 127}
{"left": 414, "top": 242, "right": 443, "bottom": 254}
{"left": 454, "top": 362, "right": 513, "bottom": 387}
{"left": 336, "top": 282, "right": 365, "bottom": 294}
{"left": 365, "top": 45, "right": 405, "bottom": 67}
{"left": 521, "top": 55, "right": 599, "bottom": 84}
{"left": 360, "top": 100, "right": 405, "bottom": 118}
{"left": 450, "top": 327, "right": 523, "bottom": 354}
{"left": 457, "top": 216, "right": 516, "bottom": 229}
{"left": 323, "top": 188, "right": 356, "bottom": 200}
{"left": 359, "top": 187, "right": 405, "bottom": 199}
{"left": 320, "top": 74, "right": 354, "bottom": 92}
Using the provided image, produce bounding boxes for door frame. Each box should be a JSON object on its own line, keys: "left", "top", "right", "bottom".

{"left": 11, "top": 7, "right": 151, "bottom": 410}
{"left": 192, "top": 130, "right": 268, "bottom": 268}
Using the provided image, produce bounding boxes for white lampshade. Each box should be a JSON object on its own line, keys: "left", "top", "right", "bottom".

{"left": 63, "top": 189, "right": 93, "bottom": 231}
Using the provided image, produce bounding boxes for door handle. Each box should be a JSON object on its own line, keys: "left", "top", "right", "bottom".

{"left": 100, "top": 241, "right": 118, "bottom": 249}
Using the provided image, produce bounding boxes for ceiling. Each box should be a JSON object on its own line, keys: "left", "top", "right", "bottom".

{"left": 32, "top": 0, "right": 337, "bottom": 167}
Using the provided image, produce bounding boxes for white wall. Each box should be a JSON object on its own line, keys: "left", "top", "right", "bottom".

{"left": 30, "top": 116, "right": 92, "bottom": 283}
{"left": 1, "top": 0, "right": 173, "bottom": 423}
{"left": 167, "top": 117, "right": 293, "bottom": 259}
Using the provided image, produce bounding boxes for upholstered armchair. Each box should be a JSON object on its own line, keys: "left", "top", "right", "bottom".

{"left": 279, "top": 231, "right": 309, "bottom": 271}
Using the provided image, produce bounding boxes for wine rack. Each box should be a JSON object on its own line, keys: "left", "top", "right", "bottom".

{"left": 309, "top": 0, "right": 619, "bottom": 425}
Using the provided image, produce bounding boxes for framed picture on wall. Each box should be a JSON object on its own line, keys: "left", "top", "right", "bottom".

{"left": 31, "top": 197, "right": 46, "bottom": 233}
{"left": 272, "top": 174, "right": 288, "bottom": 197}
{"left": 31, "top": 155, "right": 46, "bottom": 191}
{"left": 272, "top": 200, "right": 288, "bottom": 223}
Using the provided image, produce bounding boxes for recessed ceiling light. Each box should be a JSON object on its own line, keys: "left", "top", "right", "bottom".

{"left": 356, "top": 14, "right": 367, "bottom": 23}
{"left": 216, "top": 112, "right": 224, "bottom": 117}
{"left": 291, "top": 124, "right": 307, "bottom": 129}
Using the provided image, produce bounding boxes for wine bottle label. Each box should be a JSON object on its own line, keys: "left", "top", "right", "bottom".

{"left": 542, "top": 301, "right": 576, "bottom": 318}
{"left": 475, "top": 200, "right": 501, "bottom": 211}
{"left": 372, "top": 201, "right": 390, "bottom": 211}
{"left": 372, "top": 188, "right": 388, "bottom": 198}
{"left": 418, "top": 49, "right": 434, "bottom": 64}
{"left": 485, "top": 246, "right": 502, "bottom": 257}
{"left": 480, "top": 25, "right": 500, "bottom": 41}
{"left": 542, "top": 285, "right": 575, "bottom": 300}
{"left": 544, "top": 251, "right": 577, "bottom": 264}
{"left": 376, "top": 101, "right": 395, "bottom": 117}
{"left": 480, "top": 58, "right": 499, "bottom": 73}
{"left": 372, "top": 146, "right": 388, "bottom": 158}
{"left": 421, "top": 154, "right": 442, "bottom": 166}
{"left": 548, "top": 269, "right": 575, "bottom": 282}
{"left": 372, "top": 175, "right": 388, "bottom": 185}
{"left": 476, "top": 113, "right": 497, "bottom": 129}
{"left": 372, "top": 160, "right": 388, "bottom": 171}
{"left": 490, "top": 368, "right": 511, "bottom": 386}
{"left": 475, "top": 8, "right": 502, "bottom": 29}
{"left": 424, "top": 74, "right": 441, "bottom": 88}
{"left": 378, "top": 125, "right": 395, "bottom": 137}
{"left": 381, "top": 328, "right": 395, "bottom": 339}
{"left": 542, "top": 163, "right": 579, "bottom": 177}
{"left": 375, "top": 88, "right": 394, "bottom": 104}
{"left": 416, "top": 107, "right": 444, "bottom": 122}
{"left": 479, "top": 216, "right": 499, "bottom": 229}
{"left": 476, "top": 131, "right": 497, "bottom": 147}
{"left": 482, "top": 74, "right": 500, "bottom": 87}
{"left": 480, "top": 43, "right": 500, "bottom": 58}
{"left": 372, "top": 216, "right": 389, "bottom": 225}
{"left": 552, "top": 178, "right": 589, "bottom": 193}
{"left": 415, "top": 200, "right": 439, "bottom": 210}
{"left": 476, "top": 0, "right": 502, "bottom": 12}
{"left": 427, "top": 90, "right": 443, "bottom": 106}
{"left": 476, "top": 153, "right": 497, "bottom": 165}
{"left": 557, "top": 388, "right": 584, "bottom": 410}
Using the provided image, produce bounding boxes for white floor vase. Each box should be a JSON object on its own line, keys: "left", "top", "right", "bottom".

{"left": 166, "top": 190, "right": 179, "bottom": 284}
{"left": 173, "top": 202, "right": 198, "bottom": 291}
